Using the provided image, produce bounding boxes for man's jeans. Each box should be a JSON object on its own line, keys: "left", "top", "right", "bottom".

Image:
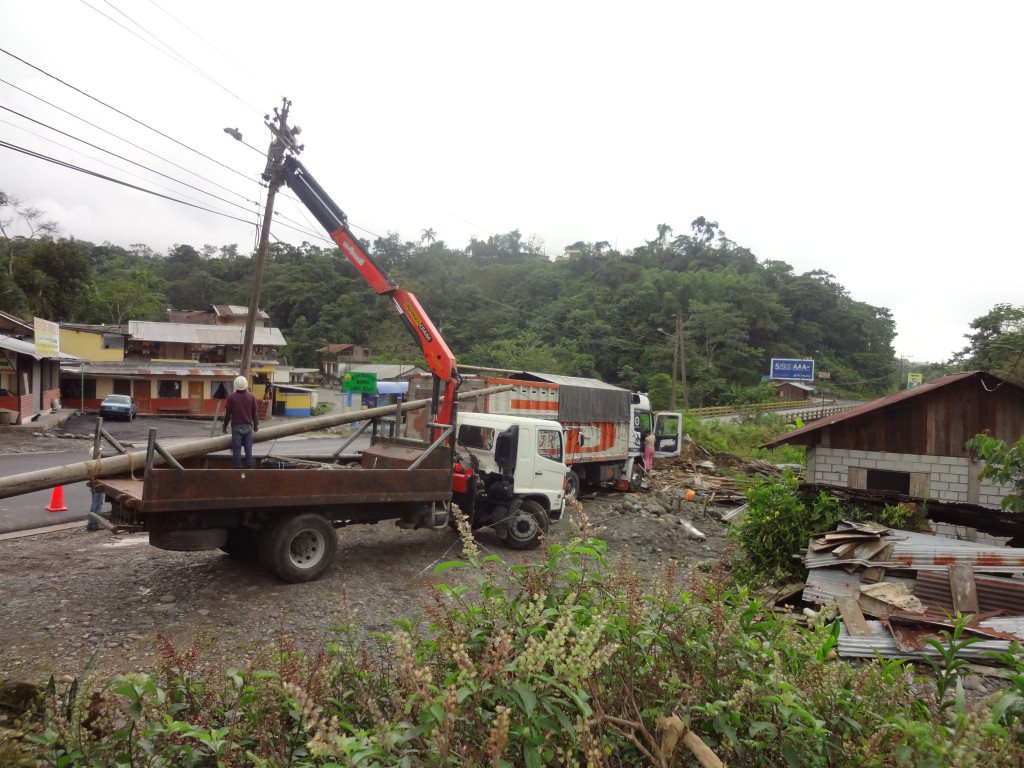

{"left": 231, "top": 424, "right": 254, "bottom": 468}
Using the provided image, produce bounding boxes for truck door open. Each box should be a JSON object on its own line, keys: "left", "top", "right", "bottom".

{"left": 654, "top": 411, "right": 683, "bottom": 457}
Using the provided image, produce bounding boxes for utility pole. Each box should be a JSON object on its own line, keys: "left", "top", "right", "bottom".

{"left": 669, "top": 319, "right": 679, "bottom": 411}
{"left": 676, "top": 308, "right": 689, "bottom": 410}
{"left": 238, "top": 99, "right": 294, "bottom": 377}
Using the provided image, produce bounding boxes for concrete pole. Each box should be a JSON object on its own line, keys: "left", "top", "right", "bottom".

{"left": 0, "top": 384, "right": 512, "bottom": 499}
{"left": 239, "top": 100, "right": 290, "bottom": 377}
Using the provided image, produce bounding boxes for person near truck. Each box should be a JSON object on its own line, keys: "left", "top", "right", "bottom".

{"left": 222, "top": 376, "right": 259, "bottom": 468}
{"left": 643, "top": 429, "right": 655, "bottom": 471}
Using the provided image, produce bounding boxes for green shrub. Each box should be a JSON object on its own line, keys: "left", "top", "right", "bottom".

{"left": 8, "top": 514, "right": 1024, "bottom": 766}
{"left": 730, "top": 473, "right": 925, "bottom": 585}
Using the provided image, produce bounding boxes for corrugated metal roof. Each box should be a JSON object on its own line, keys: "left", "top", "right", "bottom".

{"left": 128, "top": 321, "right": 285, "bottom": 346}
{"left": 0, "top": 334, "right": 81, "bottom": 360}
{"left": 60, "top": 361, "right": 242, "bottom": 377}
{"left": 805, "top": 528, "right": 1024, "bottom": 573}
{"left": 513, "top": 372, "right": 628, "bottom": 392}
{"left": 764, "top": 371, "right": 1023, "bottom": 448}
{"left": 837, "top": 618, "right": 1024, "bottom": 660}
{"left": 914, "top": 570, "right": 1024, "bottom": 615}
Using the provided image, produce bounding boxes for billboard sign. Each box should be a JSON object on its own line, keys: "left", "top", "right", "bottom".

{"left": 770, "top": 358, "right": 815, "bottom": 381}
{"left": 343, "top": 371, "right": 377, "bottom": 393}
{"left": 33, "top": 317, "right": 60, "bottom": 357}
{"left": 907, "top": 373, "right": 923, "bottom": 388}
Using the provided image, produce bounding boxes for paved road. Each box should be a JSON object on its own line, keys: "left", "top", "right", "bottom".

{"left": 0, "top": 412, "right": 371, "bottom": 535}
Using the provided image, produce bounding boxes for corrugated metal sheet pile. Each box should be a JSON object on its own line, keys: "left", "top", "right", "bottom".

{"left": 803, "top": 520, "right": 1024, "bottom": 661}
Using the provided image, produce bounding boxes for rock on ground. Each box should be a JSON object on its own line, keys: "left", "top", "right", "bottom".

{"left": 0, "top": 435, "right": 732, "bottom": 685}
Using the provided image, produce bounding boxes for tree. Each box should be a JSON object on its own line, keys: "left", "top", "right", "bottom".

{"left": 420, "top": 228, "right": 437, "bottom": 246}
{"left": 954, "top": 303, "right": 1024, "bottom": 384}
{"left": 0, "top": 192, "right": 61, "bottom": 274}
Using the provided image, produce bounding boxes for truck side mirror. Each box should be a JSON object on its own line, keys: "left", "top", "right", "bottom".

{"left": 494, "top": 425, "right": 518, "bottom": 475}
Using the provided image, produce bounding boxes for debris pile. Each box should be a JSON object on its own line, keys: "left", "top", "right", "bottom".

{"left": 802, "top": 520, "right": 1024, "bottom": 661}
{"left": 649, "top": 437, "right": 793, "bottom": 505}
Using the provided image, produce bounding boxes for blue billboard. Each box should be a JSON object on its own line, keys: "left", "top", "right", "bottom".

{"left": 770, "top": 358, "right": 815, "bottom": 381}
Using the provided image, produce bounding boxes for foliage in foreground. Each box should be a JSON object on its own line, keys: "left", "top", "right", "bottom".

{"left": 729, "top": 472, "right": 920, "bottom": 584}
{"left": 4, "top": 511, "right": 1024, "bottom": 767}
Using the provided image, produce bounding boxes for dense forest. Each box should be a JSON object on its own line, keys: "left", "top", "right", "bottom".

{"left": 3, "top": 193, "right": 1021, "bottom": 406}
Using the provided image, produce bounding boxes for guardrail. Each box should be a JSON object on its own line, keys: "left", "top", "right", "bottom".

{"left": 689, "top": 401, "right": 851, "bottom": 421}
{"left": 689, "top": 400, "right": 835, "bottom": 418}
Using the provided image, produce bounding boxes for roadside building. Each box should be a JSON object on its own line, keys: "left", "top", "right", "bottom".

{"left": 319, "top": 343, "right": 373, "bottom": 387}
{"left": 1, "top": 311, "right": 79, "bottom": 425}
{"left": 773, "top": 380, "right": 815, "bottom": 401}
{"left": 764, "top": 371, "right": 1024, "bottom": 511}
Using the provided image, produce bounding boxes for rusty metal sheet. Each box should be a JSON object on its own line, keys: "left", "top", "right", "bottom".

{"left": 806, "top": 528, "right": 1024, "bottom": 573}
{"left": 914, "top": 570, "right": 1024, "bottom": 615}
{"left": 885, "top": 613, "right": 1022, "bottom": 653}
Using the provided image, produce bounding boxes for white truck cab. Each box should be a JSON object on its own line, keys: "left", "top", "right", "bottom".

{"left": 454, "top": 412, "right": 567, "bottom": 529}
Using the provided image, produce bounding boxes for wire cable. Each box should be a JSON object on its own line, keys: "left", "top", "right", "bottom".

{"left": 1, "top": 104, "right": 260, "bottom": 217}
{"left": 0, "top": 138, "right": 256, "bottom": 225}
{"left": 0, "top": 46, "right": 254, "bottom": 183}
{"left": 0, "top": 76, "right": 260, "bottom": 204}
{"left": 0, "top": 116, "right": 255, "bottom": 214}
{"left": 145, "top": 0, "right": 285, "bottom": 103}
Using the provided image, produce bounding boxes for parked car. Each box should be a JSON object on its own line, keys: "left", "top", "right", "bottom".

{"left": 99, "top": 394, "right": 137, "bottom": 421}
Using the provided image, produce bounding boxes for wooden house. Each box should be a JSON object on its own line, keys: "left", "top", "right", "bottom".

{"left": 764, "top": 371, "right": 1024, "bottom": 510}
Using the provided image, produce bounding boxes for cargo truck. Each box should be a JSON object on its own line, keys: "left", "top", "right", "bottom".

{"left": 406, "top": 370, "right": 682, "bottom": 500}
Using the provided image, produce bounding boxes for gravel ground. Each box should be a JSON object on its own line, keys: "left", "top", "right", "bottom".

{"left": 0, "top": 430, "right": 730, "bottom": 686}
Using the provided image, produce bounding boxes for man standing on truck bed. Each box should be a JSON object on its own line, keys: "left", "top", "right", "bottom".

{"left": 222, "top": 375, "right": 259, "bottom": 468}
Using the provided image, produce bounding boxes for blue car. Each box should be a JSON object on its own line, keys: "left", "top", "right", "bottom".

{"left": 99, "top": 394, "right": 137, "bottom": 421}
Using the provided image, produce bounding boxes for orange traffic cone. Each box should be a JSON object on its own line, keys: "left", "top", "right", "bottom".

{"left": 46, "top": 486, "right": 68, "bottom": 512}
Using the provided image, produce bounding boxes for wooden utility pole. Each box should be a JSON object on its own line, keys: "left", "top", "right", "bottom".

{"left": 669, "top": 320, "right": 678, "bottom": 411}
{"left": 239, "top": 99, "right": 292, "bottom": 377}
{"left": 677, "top": 308, "right": 689, "bottom": 410}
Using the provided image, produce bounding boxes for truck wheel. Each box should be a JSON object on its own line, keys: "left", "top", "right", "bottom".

{"left": 629, "top": 463, "right": 643, "bottom": 493}
{"left": 220, "top": 528, "right": 259, "bottom": 559}
{"left": 564, "top": 471, "right": 581, "bottom": 502}
{"left": 502, "top": 500, "right": 548, "bottom": 551}
{"left": 150, "top": 528, "right": 228, "bottom": 551}
{"left": 259, "top": 513, "right": 338, "bottom": 583}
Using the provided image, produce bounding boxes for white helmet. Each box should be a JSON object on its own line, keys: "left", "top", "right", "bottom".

{"left": 233, "top": 376, "right": 249, "bottom": 391}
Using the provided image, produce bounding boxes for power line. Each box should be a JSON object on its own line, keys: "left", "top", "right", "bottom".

{"left": 0, "top": 46, "right": 253, "bottom": 183}
{"left": 85, "top": 0, "right": 265, "bottom": 116}
{"left": 0, "top": 104, "right": 260, "bottom": 217}
{"left": 145, "top": 0, "right": 284, "bottom": 104}
{"left": 0, "top": 139, "right": 256, "bottom": 225}
{"left": 0, "top": 116, "right": 257, "bottom": 216}
{"left": 0, "top": 76, "right": 259, "bottom": 204}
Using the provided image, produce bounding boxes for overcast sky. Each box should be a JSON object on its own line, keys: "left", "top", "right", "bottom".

{"left": 2, "top": 1, "right": 1021, "bottom": 364}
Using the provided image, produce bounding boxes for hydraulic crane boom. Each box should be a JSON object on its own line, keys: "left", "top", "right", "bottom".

{"left": 280, "top": 156, "right": 460, "bottom": 428}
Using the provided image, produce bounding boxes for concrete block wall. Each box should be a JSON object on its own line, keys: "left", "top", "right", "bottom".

{"left": 808, "top": 446, "right": 1013, "bottom": 510}
{"left": 928, "top": 520, "right": 1010, "bottom": 547}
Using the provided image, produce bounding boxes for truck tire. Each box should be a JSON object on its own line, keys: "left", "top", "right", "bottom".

{"left": 502, "top": 500, "right": 548, "bottom": 551}
{"left": 150, "top": 528, "right": 228, "bottom": 551}
{"left": 564, "top": 470, "right": 581, "bottom": 502}
{"left": 629, "top": 463, "right": 643, "bottom": 493}
{"left": 258, "top": 513, "right": 338, "bottom": 583}
{"left": 220, "top": 528, "right": 259, "bottom": 559}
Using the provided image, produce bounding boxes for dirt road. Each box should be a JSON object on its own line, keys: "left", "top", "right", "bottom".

{"left": 0, "top": 431, "right": 730, "bottom": 686}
